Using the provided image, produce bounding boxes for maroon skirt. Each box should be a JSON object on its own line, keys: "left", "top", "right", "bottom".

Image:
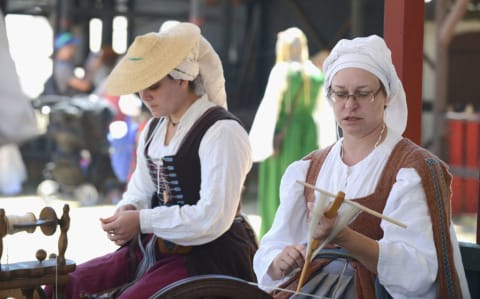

{"left": 45, "top": 239, "right": 189, "bottom": 299}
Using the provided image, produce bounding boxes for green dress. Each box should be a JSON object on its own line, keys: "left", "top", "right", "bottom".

{"left": 258, "top": 67, "right": 324, "bottom": 237}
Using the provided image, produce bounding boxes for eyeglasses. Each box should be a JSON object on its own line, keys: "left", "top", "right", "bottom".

{"left": 328, "top": 86, "right": 383, "bottom": 103}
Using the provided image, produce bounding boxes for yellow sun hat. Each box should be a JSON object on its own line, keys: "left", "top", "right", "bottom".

{"left": 105, "top": 22, "right": 201, "bottom": 96}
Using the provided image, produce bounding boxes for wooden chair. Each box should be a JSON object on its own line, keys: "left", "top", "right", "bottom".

{"left": 150, "top": 274, "right": 273, "bottom": 299}
{"left": 0, "top": 204, "right": 76, "bottom": 299}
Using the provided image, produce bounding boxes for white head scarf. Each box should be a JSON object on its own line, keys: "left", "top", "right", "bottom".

{"left": 159, "top": 21, "right": 227, "bottom": 109}
{"left": 323, "top": 35, "right": 408, "bottom": 136}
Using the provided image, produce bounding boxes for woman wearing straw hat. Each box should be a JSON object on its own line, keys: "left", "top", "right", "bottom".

{"left": 253, "top": 35, "right": 470, "bottom": 298}
{"left": 46, "top": 21, "right": 257, "bottom": 299}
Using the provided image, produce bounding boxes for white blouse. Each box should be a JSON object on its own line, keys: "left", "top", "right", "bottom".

{"left": 117, "top": 95, "right": 253, "bottom": 246}
{"left": 253, "top": 128, "right": 470, "bottom": 299}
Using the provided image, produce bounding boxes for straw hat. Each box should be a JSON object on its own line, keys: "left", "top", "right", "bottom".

{"left": 105, "top": 22, "right": 201, "bottom": 96}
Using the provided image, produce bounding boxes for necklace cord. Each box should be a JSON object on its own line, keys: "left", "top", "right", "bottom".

{"left": 374, "top": 123, "right": 386, "bottom": 148}
{"left": 169, "top": 118, "right": 179, "bottom": 127}
{"left": 341, "top": 123, "right": 386, "bottom": 160}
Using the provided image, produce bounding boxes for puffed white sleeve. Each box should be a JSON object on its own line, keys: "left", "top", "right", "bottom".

{"left": 377, "top": 168, "right": 439, "bottom": 298}
{"left": 253, "top": 160, "right": 310, "bottom": 289}
{"left": 378, "top": 166, "right": 471, "bottom": 298}
{"left": 249, "top": 63, "right": 288, "bottom": 162}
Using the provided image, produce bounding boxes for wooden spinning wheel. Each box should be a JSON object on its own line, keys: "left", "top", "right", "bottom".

{"left": 0, "top": 204, "right": 76, "bottom": 299}
{"left": 150, "top": 274, "right": 273, "bottom": 299}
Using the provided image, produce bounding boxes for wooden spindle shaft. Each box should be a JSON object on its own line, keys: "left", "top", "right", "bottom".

{"left": 324, "top": 192, "right": 345, "bottom": 218}
{"left": 296, "top": 192, "right": 345, "bottom": 293}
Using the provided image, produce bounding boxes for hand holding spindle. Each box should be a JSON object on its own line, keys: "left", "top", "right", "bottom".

{"left": 295, "top": 192, "right": 345, "bottom": 293}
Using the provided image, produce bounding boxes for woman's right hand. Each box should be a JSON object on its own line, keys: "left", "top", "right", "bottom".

{"left": 267, "top": 244, "right": 306, "bottom": 280}
{"left": 100, "top": 204, "right": 137, "bottom": 245}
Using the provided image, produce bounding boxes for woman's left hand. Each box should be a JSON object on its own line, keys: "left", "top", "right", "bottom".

{"left": 307, "top": 201, "right": 339, "bottom": 242}
{"left": 312, "top": 214, "right": 338, "bottom": 242}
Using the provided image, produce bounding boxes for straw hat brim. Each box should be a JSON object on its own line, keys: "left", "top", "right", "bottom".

{"left": 105, "top": 22, "right": 201, "bottom": 96}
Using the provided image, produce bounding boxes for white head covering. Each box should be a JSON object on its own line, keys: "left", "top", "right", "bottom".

{"left": 322, "top": 35, "right": 408, "bottom": 136}
{"left": 160, "top": 21, "right": 227, "bottom": 109}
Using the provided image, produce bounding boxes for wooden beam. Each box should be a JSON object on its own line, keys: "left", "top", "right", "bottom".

{"left": 288, "top": 0, "right": 327, "bottom": 49}
{"left": 383, "top": 0, "right": 424, "bottom": 145}
{"left": 440, "top": 0, "right": 469, "bottom": 46}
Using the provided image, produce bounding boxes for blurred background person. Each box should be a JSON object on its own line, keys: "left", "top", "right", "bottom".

{"left": 86, "top": 44, "right": 120, "bottom": 96}
{"left": 249, "top": 27, "right": 336, "bottom": 237}
{"left": 0, "top": 8, "right": 38, "bottom": 194}
{"left": 49, "top": 32, "right": 93, "bottom": 96}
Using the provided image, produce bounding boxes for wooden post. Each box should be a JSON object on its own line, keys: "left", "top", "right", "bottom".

{"left": 432, "top": 0, "right": 469, "bottom": 160}
{"left": 465, "top": 118, "right": 480, "bottom": 214}
{"left": 383, "top": 0, "right": 424, "bottom": 145}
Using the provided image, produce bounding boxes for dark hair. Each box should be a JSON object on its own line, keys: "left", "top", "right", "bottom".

{"left": 167, "top": 74, "right": 196, "bottom": 93}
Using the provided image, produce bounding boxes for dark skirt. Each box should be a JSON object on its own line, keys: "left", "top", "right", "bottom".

{"left": 185, "top": 215, "right": 258, "bottom": 283}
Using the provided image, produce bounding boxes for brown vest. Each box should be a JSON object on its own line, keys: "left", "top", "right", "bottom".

{"left": 273, "top": 138, "right": 462, "bottom": 299}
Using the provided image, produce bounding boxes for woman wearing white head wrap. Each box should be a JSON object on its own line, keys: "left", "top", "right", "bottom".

{"left": 46, "top": 22, "right": 258, "bottom": 299}
{"left": 160, "top": 20, "right": 227, "bottom": 109}
{"left": 322, "top": 34, "right": 407, "bottom": 136}
{"left": 254, "top": 35, "right": 470, "bottom": 299}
